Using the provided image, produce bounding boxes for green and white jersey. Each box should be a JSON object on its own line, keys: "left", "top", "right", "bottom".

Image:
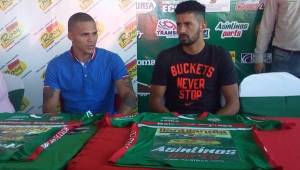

{"left": 109, "top": 112, "right": 282, "bottom": 170}
{"left": 0, "top": 112, "right": 100, "bottom": 161}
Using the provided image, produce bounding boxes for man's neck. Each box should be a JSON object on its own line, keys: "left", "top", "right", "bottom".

{"left": 182, "top": 39, "right": 205, "bottom": 55}
{"left": 71, "top": 48, "right": 92, "bottom": 63}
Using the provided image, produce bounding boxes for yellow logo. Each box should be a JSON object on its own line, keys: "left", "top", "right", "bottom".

{"left": 21, "top": 96, "right": 30, "bottom": 111}
{"left": 0, "top": 21, "right": 22, "bottom": 49}
{"left": 229, "top": 51, "right": 236, "bottom": 63}
{"left": 0, "top": 0, "right": 14, "bottom": 11}
{"left": 78, "top": 0, "right": 93, "bottom": 10}
{"left": 126, "top": 59, "right": 137, "bottom": 79}
{"left": 118, "top": 20, "right": 137, "bottom": 48}
{"left": 37, "top": 0, "right": 53, "bottom": 11}
{"left": 96, "top": 21, "right": 105, "bottom": 37}
{"left": 39, "top": 21, "right": 64, "bottom": 49}
{"left": 5, "top": 59, "right": 27, "bottom": 76}
{"left": 118, "top": 0, "right": 133, "bottom": 9}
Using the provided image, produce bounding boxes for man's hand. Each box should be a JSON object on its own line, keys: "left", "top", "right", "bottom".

{"left": 149, "top": 85, "right": 170, "bottom": 113}
{"left": 115, "top": 76, "right": 137, "bottom": 114}
{"left": 43, "top": 86, "right": 60, "bottom": 115}
{"left": 255, "top": 63, "right": 266, "bottom": 73}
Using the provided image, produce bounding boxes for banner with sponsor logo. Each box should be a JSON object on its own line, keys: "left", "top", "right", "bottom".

{"left": 137, "top": 0, "right": 269, "bottom": 112}
{"left": 1, "top": 0, "right": 137, "bottom": 113}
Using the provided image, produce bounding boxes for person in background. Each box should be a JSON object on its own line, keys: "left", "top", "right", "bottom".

{"left": 0, "top": 72, "right": 15, "bottom": 113}
{"left": 43, "top": 12, "right": 136, "bottom": 115}
{"left": 149, "top": 1, "right": 239, "bottom": 115}
{"left": 254, "top": 0, "right": 300, "bottom": 78}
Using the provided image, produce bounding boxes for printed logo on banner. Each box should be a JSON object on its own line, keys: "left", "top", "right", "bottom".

{"left": 203, "top": 28, "right": 210, "bottom": 39}
{"left": 39, "top": 21, "right": 64, "bottom": 49}
{"left": 0, "top": 21, "right": 23, "bottom": 49}
{"left": 137, "top": 30, "right": 144, "bottom": 39}
{"left": 161, "top": 0, "right": 183, "bottom": 13}
{"left": 78, "top": 0, "right": 93, "bottom": 10}
{"left": 235, "top": 0, "right": 265, "bottom": 11}
{"left": 156, "top": 19, "right": 178, "bottom": 38}
{"left": 119, "top": 0, "right": 134, "bottom": 10}
{"left": 21, "top": 96, "right": 30, "bottom": 111}
{"left": 5, "top": 59, "right": 27, "bottom": 76}
{"left": 215, "top": 21, "right": 249, "bottom": 39}
{"left": 96, "top": 21, "right": 105, "bottom": 37}
{"left": 241, "top": 53, "right": 272, "bottom": 64}
{"left": 0, "top": 0, "right": 14, "bottom": 11}
{"left": 229, "top": 51, "right": 236, "bottom": 63}
{"left": 137, "top": 0, "right": 156, "bottom": 13}
{"left": 138, "top": 82, "right": 151, "bottom": 96}
{"left": 118, "top": 20, "right": 137, "bottom": 48}
{"left": 126, "top": 59, "right": 137, "bottom": 79}
{"left": 37, "top": 0, "right": 53, "bottom": 11}
{"left": 137, "top": 59, "right": 155, "bottom": 66}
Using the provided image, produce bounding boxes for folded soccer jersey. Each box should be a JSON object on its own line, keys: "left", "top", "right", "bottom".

{"left": 109, "top": 112, "right": 283, "bottom": 170}
{"left": 0, "top": 112, "right": 100, "bottom": 161}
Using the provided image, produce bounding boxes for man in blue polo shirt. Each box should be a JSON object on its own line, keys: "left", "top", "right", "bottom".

{"left": 43, "top": 12, "right": 136, "bottom": 115}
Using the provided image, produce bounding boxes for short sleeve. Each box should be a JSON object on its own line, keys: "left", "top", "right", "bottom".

{"left": 151, "top": 51, "right": 170, "bottom": 86}
{"left": 218, "top": 48, "right": 238, "bottom": 86}
{"left": 44, "top": 59, "right": 60, "bottom": 90}
{"left": 111, "top": 54, "right": 128, "bottom": 81}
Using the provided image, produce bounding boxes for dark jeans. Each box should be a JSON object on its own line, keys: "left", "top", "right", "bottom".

{"left": 271, "top": 47, "right": 300, "bottom": 78}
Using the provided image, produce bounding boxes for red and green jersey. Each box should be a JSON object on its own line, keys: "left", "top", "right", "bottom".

{"left": 108, "top": 112, "right": 282, "bottom": 170}
{"left": 0, "top": 112, "right": 100, "bottom": 161}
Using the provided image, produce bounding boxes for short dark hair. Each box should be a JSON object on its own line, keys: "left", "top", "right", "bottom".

{"left": 68, "top": 12, "right": 95, "bottom": 32}
{"left": 175, "top": 1, "right": 206, "bottom": 19}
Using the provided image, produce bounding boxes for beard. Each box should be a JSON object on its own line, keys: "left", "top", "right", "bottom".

{"left": 178, "top": 28, "right": 201, "bottom": 46}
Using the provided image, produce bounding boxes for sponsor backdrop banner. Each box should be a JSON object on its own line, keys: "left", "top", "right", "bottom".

{"left": 137, "top": 0, "right": 269, "bottom": 112}
{"left": 0, "top": 0, "right": 137, "bottom": 113}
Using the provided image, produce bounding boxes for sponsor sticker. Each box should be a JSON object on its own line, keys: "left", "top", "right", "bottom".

{"left": 215, "top": 21, "right": 249, "bottom": 39}
{"left": 136, "top": 0, "right": 156, "bottom": 13}
{"left": 156, "top": 19, "right": 177, "bottom": 38}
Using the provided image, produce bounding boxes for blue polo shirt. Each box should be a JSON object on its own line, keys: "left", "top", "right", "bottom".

{"left": 44, "top": 48, "right": 128, "bottom": 114}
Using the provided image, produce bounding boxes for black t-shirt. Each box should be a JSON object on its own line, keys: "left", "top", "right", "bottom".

{"left": 151, "top": 44, "right": 237, "bottom": 114}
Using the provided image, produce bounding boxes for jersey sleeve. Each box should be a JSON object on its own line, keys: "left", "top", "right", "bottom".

{"left": 218, "top": 48, "right": 238, "bottom": 86}
{"left": 111, "top": 54, "right": 128, "bottom": 81}
{"left": 44, "top": 59, "right": 60, "bottom": 90}
{"left": 151, "top": 51, "right": 170, "bottom": 86}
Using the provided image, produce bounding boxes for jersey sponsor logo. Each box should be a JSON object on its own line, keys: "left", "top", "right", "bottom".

{"left": 215, "top": 21, "right": 249, "bottom": 39}
{"left": 137, "top": 59, "right": 155, "bottom": 66}
{"left": 39, "top": 21, "right": 64, "bottom": 49}
{"left": 170, "top": 63, "right": 215, "bottom": 101}
{"left": 118, "top": 20, "right": 137, "bottom": 48}
{"left": 0, "top": 0, "right": 14, "bottom": 11}
{"left": 241, "top": 53, "right": 272, "bottom": 64}
{"left": 137, "top": 0, "right": 156, "bottom": 13}
{"left": 156, "top": 19, "right": 178, "bottom": 38}
{"left": 0, "top": 21, "right": 23, "bottom": 49}
{"left": 151, "top": 146, "right": 237, "bottom": 155}
{"left": 235, "top": 0, "right": 265, "bottom": 11}
{"left": 5, "top": 59, "right": 27, "bottom": 76}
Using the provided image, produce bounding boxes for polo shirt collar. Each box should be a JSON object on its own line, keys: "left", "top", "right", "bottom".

{"left": 69, "top": 47, "right": 96, "bottom": 64}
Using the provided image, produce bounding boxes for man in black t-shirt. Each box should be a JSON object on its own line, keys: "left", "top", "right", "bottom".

{"left": 149, "top": 1, "right": 239, "bottom": 115}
